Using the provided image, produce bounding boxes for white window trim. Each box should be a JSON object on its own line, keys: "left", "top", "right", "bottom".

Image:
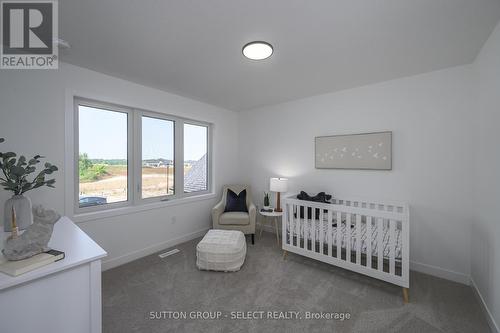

{"left": 65, "top": 92, "right": 213, "bottom": 223}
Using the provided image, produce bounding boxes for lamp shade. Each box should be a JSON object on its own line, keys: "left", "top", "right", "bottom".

{"left": 270, "top": 178, "right": 288, "bottom": 192}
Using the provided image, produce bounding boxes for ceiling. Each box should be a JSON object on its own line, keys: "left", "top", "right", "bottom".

{"left": 59, "top": 0, "right": 500, "bottom": 111}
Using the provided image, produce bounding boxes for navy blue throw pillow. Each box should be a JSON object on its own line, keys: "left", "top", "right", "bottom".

{"left": 225, "top": 189, "right": 248, "bottom": 212}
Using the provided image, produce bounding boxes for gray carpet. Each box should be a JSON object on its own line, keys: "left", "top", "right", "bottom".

{"left": 103, "top": 232, "right": 490, "bottom": 333}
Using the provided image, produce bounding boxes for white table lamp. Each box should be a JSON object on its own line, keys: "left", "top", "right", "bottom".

{"left": 270, "top": 177, "right": 288, "bottom": 212}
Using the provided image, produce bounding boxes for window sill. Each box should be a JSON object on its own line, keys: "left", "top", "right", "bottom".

{"left": 72, "top": 192, "right": 217, "bottom": 224}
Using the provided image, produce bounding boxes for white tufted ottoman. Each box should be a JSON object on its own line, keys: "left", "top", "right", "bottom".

{"left": 196, "top": 229, "right": 247, "bottom": 272}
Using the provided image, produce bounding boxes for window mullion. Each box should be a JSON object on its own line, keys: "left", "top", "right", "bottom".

{"left": 174, "top": 119, "right": 184, "bottom": 197}
{"left": 127, "top": 107, "right": 134, "bottom": 205}
{"left": 132, "top": 110, "right": 141, "bottom": 205}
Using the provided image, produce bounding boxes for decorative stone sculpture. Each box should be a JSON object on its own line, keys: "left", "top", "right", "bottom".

{"left": 2, "top": 206, "right": 61, "bottom": 261}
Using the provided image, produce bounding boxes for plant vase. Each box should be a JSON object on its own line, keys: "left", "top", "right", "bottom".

{"left": 263, "top": 192, "right": 271, "bottom": 209}
{"left": 4, "top": 195, "right": 33, "bottom": 231}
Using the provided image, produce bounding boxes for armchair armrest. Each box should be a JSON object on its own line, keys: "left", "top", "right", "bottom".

{"left": 212, "top": 200, "right": 225, "bottom": 226}
{"left": 248, "top": 201, "right": 256, "bottom": 225}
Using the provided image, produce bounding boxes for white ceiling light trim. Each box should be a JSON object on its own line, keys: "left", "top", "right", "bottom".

{"left": 242, "top": 41, "right": 273, "bottom": 60}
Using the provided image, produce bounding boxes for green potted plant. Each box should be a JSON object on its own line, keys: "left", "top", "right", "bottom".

{"left": 0, "top": 137, "right": 58, "bottom": 231}
{"left": 263, "top": 191, "right": 271, "bottom": 209}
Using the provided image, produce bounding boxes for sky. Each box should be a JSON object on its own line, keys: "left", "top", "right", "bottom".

{"left": 79, "top": 106, "right": 207, "bottom": 161}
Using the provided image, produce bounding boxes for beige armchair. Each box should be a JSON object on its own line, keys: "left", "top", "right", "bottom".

{"left": 212, "top": 185, "right": 256, "bottom": 244}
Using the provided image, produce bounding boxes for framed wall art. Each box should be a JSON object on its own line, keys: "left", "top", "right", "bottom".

{"left": 315, "top": 131, "right": 392, "bottom": 170}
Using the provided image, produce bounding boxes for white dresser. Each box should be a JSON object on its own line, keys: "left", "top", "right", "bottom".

{"left": 0, "top": 217, "right": 107, "bottom": 333}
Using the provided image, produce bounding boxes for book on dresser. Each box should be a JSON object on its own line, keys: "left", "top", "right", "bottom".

{"left": 0, "top": 249, "right": 65, "bottom": 277}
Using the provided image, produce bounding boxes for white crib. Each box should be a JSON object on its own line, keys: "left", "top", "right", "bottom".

{"left": 282, "top": 195, "right": 410, "bottom": 302}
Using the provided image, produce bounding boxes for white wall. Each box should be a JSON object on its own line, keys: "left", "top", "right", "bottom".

{"left": 471, "top": 20, "right": 500, "bottom": 331}
{"left": 238, "top": 65, "right": 475, "bottom": 283}
{"left": 0, "top": 62, "right": 239, "bottom": 269}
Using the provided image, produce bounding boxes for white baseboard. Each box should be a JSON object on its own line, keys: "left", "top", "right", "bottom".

{"left": 101, "top": 228, "right": 209, "bottom": 271}
{"left": 409, "top": 260, "right": 469, "bottom": 285}
{"left": 471, "top": 278, "right": 500, "bottom": 333}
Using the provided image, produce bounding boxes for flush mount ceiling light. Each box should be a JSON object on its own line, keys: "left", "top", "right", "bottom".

{"left": 242, "top": 41, "right": 273, "bottom": 60}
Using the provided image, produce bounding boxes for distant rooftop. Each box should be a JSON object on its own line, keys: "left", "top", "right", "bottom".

{"left": 184, "top": 154, "right": 207, "bottom": 193}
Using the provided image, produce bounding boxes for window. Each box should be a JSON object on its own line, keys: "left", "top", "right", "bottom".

{"left": 74, "top": 98, "right": 211, "bottom": 213}
{"left": 184, "top": 123, "right": 208, "bottom": 193}
{"left": 142, "top": 116, "right": 175, "bottom": 199}
{"left": 78, "top": 105, "right": 129, "bottom": 208}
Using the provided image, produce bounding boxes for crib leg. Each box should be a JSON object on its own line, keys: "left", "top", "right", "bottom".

{"left": 282, "top": 250, "right": 288, "bottom": 260}
{"left": 402, "top": 288, "right": 409, "bottom": 304}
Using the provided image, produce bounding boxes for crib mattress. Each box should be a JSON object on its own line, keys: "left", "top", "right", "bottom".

{"left": 286, "top": 218, "right": 402, "bottom": 260}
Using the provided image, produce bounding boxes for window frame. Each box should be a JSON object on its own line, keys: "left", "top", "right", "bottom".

{"left": 136, "top": 110, "right": 177, "bottom": 204}
{"left": 182, "top": 120, "right": 211, "bottom": 196}
{"left": 73, "top": 97, "right": 212, "bottom": 216}
{"left": 74, "top": 98, "right": 134, "bottom": 214}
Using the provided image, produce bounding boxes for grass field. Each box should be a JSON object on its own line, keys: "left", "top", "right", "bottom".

{"left": 79, "top": 165, "right": 192, "bottom": 204}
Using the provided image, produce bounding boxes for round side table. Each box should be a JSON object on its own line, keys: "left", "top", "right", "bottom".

{"left": 258, "top": 209, "right": 283, "bottom": 246}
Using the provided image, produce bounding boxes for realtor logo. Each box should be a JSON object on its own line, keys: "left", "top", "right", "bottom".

{"left": 1, "top": 0, "right": 58, "bottom": 69}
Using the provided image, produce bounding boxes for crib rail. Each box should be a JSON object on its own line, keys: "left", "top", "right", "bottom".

{"left": 282, "top": 196, "right": 409, "bottom": 289}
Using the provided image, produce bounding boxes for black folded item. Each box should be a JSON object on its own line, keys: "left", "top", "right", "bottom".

{"left": 296, "top": 191, "right": 332, "bottom": 203}
{"left": 295, "top": 191, "right": 333, "bottom": 219}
